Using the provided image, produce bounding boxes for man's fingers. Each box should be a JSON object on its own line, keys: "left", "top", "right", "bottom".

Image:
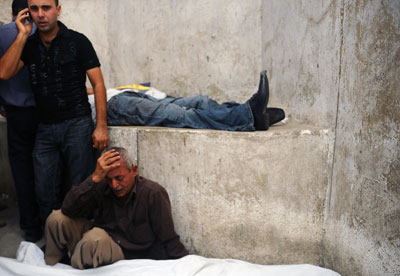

{"left": 102, "top": 149, "right": 119, "bottom": 159}
{"left": 17, "top": 8, "right": 31, "bottom": 23}
{"left": 109, "top": 162, "right": 121, "bottom": 170}
{"left": 99, "top": 150, "right": 120, "bottom": 167}
{"left": 92, "top": 137, "right": 109, "bottom": 151}
{"left": 17, "top": 8, "right": 29, "bottom": 17}
{"left": 101, "top": 156, "right": 120, "bottom": 169}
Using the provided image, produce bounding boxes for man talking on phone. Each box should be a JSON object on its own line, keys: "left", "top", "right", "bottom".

{"left": 0, "top": 0, "right": 109, "bottom": 226}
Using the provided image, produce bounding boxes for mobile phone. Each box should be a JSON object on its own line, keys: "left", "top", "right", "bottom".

{"left": 25, "top": 11, "right": 32, "bottom": 21}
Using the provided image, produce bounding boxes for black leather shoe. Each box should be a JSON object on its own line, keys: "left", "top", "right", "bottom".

{"left": 266, "top": 108, "right": 285, "bottom": 126}
{"left": 248, "top": 70, "right": 270, "bottom": 130}
{"left": 0, "top": 219, "right": 6, "bottom": 228}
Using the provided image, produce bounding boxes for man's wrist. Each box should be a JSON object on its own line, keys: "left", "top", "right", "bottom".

{"left": 16, "top": 31, "right": 29, "bottom": 41}
{"left": 91, "top": 173, "right": 104, "bottom": 183}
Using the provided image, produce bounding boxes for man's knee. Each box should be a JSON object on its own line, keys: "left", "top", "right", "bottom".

{"left": 71, "top": 227, "right": 124, "bottom": 269}
{"left": 45, "top": 210, "right": 69, "bottom": 230}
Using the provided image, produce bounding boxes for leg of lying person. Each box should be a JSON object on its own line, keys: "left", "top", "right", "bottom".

{"left": 71, "top": 227, "right": 124, "bottom": 269}
{"left": 161, "top": 94, "right": 238, "bottom": 110}
{"left": 107, "top": 92, "right": 254, "bottom": 131}
{"left": 45, "top": 210, "right": 92, "bottom": 265}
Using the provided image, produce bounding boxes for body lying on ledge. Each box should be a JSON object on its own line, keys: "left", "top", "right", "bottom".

{"left": 45, "top": 147, "right": 188, "bottom": 269}
{"left": 88, "top": 71, "right": 285, "bottom": 131}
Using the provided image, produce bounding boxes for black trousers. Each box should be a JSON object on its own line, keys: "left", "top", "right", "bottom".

{"left": 5, "top": 105, "right": 41, "bottom": 236}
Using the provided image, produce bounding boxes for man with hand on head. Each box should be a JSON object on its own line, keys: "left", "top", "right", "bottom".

{"left": 45, "top": 147, "right": 188, "bottom": 269}
{"left": 0, "top": 0, "right": 109, "bottom": 225}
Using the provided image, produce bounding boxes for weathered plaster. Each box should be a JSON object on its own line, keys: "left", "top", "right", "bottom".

{"left": 109, "top": 124, "right": 334, "bottom": 265}
{"left": 261, "top": 0, "right": 341, "bottom": 127}
{"left": 325, "top": 0, "right": 400, "bottom": 275}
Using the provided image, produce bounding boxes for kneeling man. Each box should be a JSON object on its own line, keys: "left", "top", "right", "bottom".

{"left": 45, "top": 147, "right": 188, "bottom": 269}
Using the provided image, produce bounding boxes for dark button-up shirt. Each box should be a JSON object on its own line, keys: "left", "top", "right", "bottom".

{"left": 0, "top": 20, "right": 35, "bottom": 107}
{"left": 61, "top": 175, "right": 188, "bottom": 260}
{"left": 21, "top": 21, "right": 100, "bottom": 123}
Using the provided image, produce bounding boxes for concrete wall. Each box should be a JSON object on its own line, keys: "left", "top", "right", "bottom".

{"left": 108, "top": 124, "right": 334, "bottom": 265}
{"left": 60, "top": 0, "right": 263, "bottom": 103}
{"left": 0, "top": 0, "right": 399, "bottom": 275}
{"left": 261, "top": 0, "right": 341, "bottom": 127}
{"left": 262, "top": 0, "right": 400, "bottom": 275}
{"left": 324, "top": 1, "right": 400, "bottom": 275}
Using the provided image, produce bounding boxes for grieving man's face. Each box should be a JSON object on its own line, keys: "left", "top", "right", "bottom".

{"left": 106, "top": 161, "right": 137, "bottom": 200}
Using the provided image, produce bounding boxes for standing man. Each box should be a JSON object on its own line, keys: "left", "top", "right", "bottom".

{"left": 0, "top": 0, "right": 41, "bottom": 241}
{"left": 0, "top": 0, "right": 109, "bottom": 226}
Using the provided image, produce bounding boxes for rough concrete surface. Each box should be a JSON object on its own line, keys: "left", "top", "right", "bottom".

{"left": 107, "top": 123, "right": 334, "bottom": 265}
{"left": 0, "top": 0, "right": 10, "bottom": 26}
{"left": 57, "top": 0, "right": 263, "bottom": 103}
{"left": 323, "top": 1, "right": 400, "bottom": 275}
{"left": 261, "top": 0, "right": 342, "bottom": 127}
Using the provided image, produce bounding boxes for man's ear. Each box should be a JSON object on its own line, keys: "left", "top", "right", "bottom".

{"left": 131, "top": 165, "right": 138, "bottom": 174}
{"left": 56, "top": 5, "right": 61, "bottom": 16}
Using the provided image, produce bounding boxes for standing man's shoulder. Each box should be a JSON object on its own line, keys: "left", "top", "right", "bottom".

{"left": 65, "top": 28, "right": 90, "bottom": 41}
{"left": 0, "top": 21, "right": 16, "bottom": 32}
{"left": 0, "top": 22, "right": 18, "bottom": 48}
{"left": 59, "top": 22, "right": 101, "bottom": 69}
{"left": 60, "top": 23, "right": 94, "bottom": 45}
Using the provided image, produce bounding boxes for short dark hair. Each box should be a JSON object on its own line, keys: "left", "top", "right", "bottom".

{"left": 12, "top": 0, "right": 28, "bottom": 16}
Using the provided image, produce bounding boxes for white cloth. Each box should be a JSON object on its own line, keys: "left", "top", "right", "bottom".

{"left": 0, "top": 242, "right": 342, "bottom": 276}
{"left": 88, "top": 87, "right": 167, "bottom": 122}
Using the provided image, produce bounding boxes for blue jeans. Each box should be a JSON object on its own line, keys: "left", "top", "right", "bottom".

{"left": 107, "top": 92, "right": 255, "bottom": 131}
{"left": 33, "top": 115, "right": 95, "bottom": 224}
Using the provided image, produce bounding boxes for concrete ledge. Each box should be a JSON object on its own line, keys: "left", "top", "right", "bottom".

{"left": 0, "top": 118, "right": 334, "bottom": 265}
{"left": 109, "top": 122, "right": 334, "bottom": 265}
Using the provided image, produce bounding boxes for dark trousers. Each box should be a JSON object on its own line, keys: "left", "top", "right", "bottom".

{"left": 32, "top": 115, "right": 95, "bottom": 224}
{"left": 5, "top": 105, "right": 41, "bottom": 236}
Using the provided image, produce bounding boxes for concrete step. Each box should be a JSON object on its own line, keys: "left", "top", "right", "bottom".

{"left": 0, "top": 117, "right": 334, "bottom": 265}
{"left": 109, "top": 122, "right": 334, "bottom": 265}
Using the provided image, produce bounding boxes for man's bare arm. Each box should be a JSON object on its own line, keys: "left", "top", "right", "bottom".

{"left": 0, "top": 9, "right": 32, "bottom": 80}
{"left": 87, "top": 66, "right": 109, "bottom": 151}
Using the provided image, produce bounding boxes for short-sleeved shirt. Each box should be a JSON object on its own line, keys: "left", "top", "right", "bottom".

{"left": 0, "top": 21, "right": 35, "bottom": 107}
{"left": 21, "top": 21, "right": 100, "bottom": 123}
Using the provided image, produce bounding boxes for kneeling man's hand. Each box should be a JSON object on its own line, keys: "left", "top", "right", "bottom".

{"left": 92, "top": 149, "right": 120, "bottom": 183}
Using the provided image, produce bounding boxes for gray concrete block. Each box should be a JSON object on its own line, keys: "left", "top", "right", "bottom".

{"left": 108, "top": 123, "right": 334, "bottom": 265}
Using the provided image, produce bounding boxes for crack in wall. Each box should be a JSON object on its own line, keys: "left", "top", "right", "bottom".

{"left": 327, "top": 0, "right": 345, "bottom": 213}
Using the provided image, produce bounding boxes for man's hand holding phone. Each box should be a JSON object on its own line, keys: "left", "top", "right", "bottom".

{"left": 15, "top": 8, "right": 33, "bottom": 37}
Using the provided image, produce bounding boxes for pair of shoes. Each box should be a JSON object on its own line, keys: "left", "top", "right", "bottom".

{"left": 266, "top": 108, "right": 285, "bottom": 126}
{"left": 0, "top": 219, "right": 6, "bottom": 228}
{"left": 248, "top": 70, "right": 270, "bottom": 130}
